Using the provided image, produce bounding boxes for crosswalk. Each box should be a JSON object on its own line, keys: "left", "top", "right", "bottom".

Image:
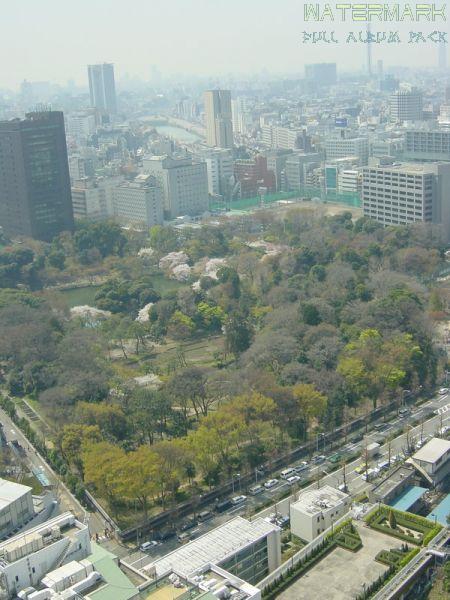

{"left": 436, "top": 403, "right": 450, "bottom": 416}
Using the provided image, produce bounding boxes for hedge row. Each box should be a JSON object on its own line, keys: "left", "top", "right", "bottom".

{"left": 365, "top": 505, "right": 441, "bottom": 547}
{"left": 262, "top": 520, "right": 356, "bottom": 599}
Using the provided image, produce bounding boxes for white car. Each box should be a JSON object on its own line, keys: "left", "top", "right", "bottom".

{"left": 140, "top": 540, "right": 159, "bottom": 552}
{"left": 286, "top": 475, "right": 301, "bottom": 485}
{"left": 439, "top": 387, "right": 449, "bottom": 395}
{"left": 230, "top": 495, "right": 247, "bottom": 506}
{"left": 264, "top": 479, "right": 279, "bottom": 489}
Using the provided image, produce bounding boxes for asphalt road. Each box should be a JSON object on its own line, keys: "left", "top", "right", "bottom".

{"left": 111, "top": 392, "right": 450, "bottom": 567}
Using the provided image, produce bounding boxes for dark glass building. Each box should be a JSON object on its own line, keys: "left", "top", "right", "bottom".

{"left": 0, "top": 110, "right": 74, "bottom": 241}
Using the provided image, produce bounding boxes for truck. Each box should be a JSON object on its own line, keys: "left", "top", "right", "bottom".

{"left": 365, "top": 442, "right": 381, "bottom": 459}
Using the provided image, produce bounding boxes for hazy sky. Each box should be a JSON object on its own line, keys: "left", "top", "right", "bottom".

{"left": 0, "top": 0, "right": 447, "bottom": 89}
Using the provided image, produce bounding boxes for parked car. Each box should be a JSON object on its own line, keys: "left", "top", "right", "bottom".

{"left": 276, "top": 515, "right": 290, "bottom": 528}
{"left": 286, "top": 475, "right": 301, "bottom": 485}
{"left": 140, "top": 540, "right": 159, "bottom": 552}
{"left": 439, "top": 387, "right": 449, "bottom": 395}
{"left": 264, "top": 479, "right": 279, "bottom": 489}
{"left": 313, "top": 455, "right": 326, "bottom": 464}
{"left": 294, "top": 461, "right": 308, "bottom": 473}
{"left": 179, "top": 518, "right": 197, "bottom": 532}
{"left": 154, "top": 529, "right": 176, "bottom": 542}
{"left": 249, "top": 485, "right": 264, "bottom": 496}
{"left": 216, "top": 499, "right": 233, "bottom": 513}
{"left": 177, "top": 532, "right": 191, "bottom": 544}
{"left": 231, "top": 495, "right": 247, "bottom": 506}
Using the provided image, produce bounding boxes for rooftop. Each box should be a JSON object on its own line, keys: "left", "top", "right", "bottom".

{"left": 144, "top": 516, "right": 278, "bottom": 579}
{"left": 371, "top": 465, "right": 415, "bottom": 500}
{"left": 413, "top": 437, "right": 450, "bottom": 464}
{"left": 0, "top": 478, "right": 31, "bottom": 510}
{"left": 290, "top": 485, "right": 349, "bottom": 516}
{"left": 388, "top": 485, "right": 428, "bottom": 512}
{"left": 427, "top": 493, "right": 450, "bottom": 526}
{"left": 86, "top": 542, "right": 138, "bottom": 600}
{"left": 365, "top": 162, "right": 436, "bottom": 175}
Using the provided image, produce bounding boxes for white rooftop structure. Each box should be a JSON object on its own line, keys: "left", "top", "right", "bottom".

{"left": 291, "top": 485, "right": 349, "bottom": 516}
{"left": 412, "top": 437, "right": 450, "bottom": 465}
{"left": 0, "top": 480, "right": 32, "bottom": 511}
{"left": 144, "top": 516, "right": 280, "bottom": 579}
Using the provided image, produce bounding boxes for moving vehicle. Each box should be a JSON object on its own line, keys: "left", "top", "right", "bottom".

{"left": 215, "top": 499, "right": 232, "bottom": 513}
{"left": 249, "top": 485, "right": 264, "bottom": 496}
{"left": 179, "top": 518, "right": 197, "bottom": 532}
{"left": 286, "top": 475, "right": 301, "bottom": 485}
{"left": 264, "top": 479, "right": 278, "bottom": 489}
{"left": 329, "top": 453, "right": 342, "bottom": 464}
{"left": 230, "top": 495, "right": 247, "bottom": 506}
{"left": 294, "top": 461, "right": 308, "bottom": 473}
{"left": 140, "top": 540, "right": 159, "bottom": 552}
{"left": 197, "top": 510, "right": 213, "bottom": 522}
{"left": 312, "top": 455, "right": 326, "bottom": 464}
{"left": 280, "top": 468, "right": 295, "bottom": 479}
{"left": 439, "top": 387, "right": 449, "bottom": 395}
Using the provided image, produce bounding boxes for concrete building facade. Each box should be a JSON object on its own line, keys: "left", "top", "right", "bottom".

{"left": 0, "top": 480, "right": 34, "bottom": 541}
{"left": 290, "top": 485, "right": 351, "bottom": 542}
{"left": 204, "top": 90, "right": 233, "bottom": 149}
{"left": 143, "top": 155, "right": 209, "bottom": 218}
{"left": 113, "top": 174, "right": 163, "bottom": 227}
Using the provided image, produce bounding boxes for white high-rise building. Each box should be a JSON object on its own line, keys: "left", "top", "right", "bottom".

{"left": 113, "top": 174, "right": 163, "bottom": 227}
{"left": 87, "top": 63, "right": 117, "bottom": 115}
{"left": 65, "top": 112, "right": 96, "bottom": 143}
{"left": 232, "top": 97, "right": 252, "bottom": 135}
{"left": 204, "top": 90, "right": 233, "bottom": 148}
{"left": 362, "top": 162, "right": 450, "bottom": 234}
{"left": 390, "top": 89, "right": 423, "bottom": 123}
{"left": 143, "top": 155, "right": 209, "bottom": 218}
{"left": 200, "top": 148, "right": 234, "bottom": 197}
{"left": 71, "top": 176, "right": 123, "bottom": 221}
{"left": 325, "top": 133, "right": 369, "bottom": 166}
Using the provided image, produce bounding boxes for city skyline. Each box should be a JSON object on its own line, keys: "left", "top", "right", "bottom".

{"left": 1, "top": 0, "right": 449, "bottom": 90}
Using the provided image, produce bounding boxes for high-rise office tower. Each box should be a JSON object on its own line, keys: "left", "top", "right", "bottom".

{"left": 0, "top": 111, "right": 74, "bottom": 241}
{"left": 88, "top": 63, "right": 117, "bottom": 115}
{"left": 389, "top": 89, "right": 423, "bottom": 123}
{"left": 204, "top": 90, "right": 233, "bottom": 149}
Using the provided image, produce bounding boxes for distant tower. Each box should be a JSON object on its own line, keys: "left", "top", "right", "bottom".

{"left": 439, "top": 42, "right": 447, "bottom": 70}
{"left": 366, "top": 22, "right": 373, "bottom": 77}
{"left": 87, "top": 63, "right": 117, "bottom": 115}
{"left": 377, "top": 60, "right": 383, "bottom": 80}
{"left": 204, "top": 90, "right": 233, "bottom": 149}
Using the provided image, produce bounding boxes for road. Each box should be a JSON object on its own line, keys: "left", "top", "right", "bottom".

{"left": 107, "top": 392, "right": 450, "bottom": 567}
{"left": 0, "top": 403, "right": 104, "bottom": 534}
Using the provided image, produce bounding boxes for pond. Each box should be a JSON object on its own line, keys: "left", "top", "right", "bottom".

{"left": 57, "top": 274, "right": 186, "bottom": 308}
